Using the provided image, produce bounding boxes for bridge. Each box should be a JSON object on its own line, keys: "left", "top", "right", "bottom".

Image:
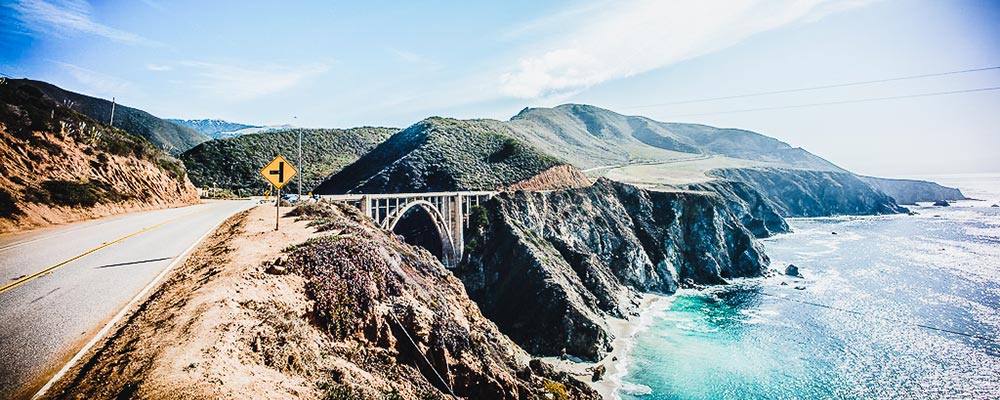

{"left": 322, "top": 191, "right": 497, "bottom": 266}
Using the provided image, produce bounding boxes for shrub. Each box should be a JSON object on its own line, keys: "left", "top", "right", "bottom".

{"left": 28, "top": 180, "right": 108, "bottom": 207}
{"left": 0, "top": 189, "right": 22, "bottom": 219}
{"left": 543, "top": 380, "right": 569, "bottom": 400}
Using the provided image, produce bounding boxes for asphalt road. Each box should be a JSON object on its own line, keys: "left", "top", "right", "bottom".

{"left": 0, "top": 200, "right": 254, "bottom": 399}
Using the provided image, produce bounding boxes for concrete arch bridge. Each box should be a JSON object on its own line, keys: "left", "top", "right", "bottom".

{"left": 322, "top": 191, "right": 496, "bottom": 267}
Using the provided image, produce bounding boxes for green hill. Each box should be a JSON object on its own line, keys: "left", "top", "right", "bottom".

{"left": 9, "top": 79, "right": 210, "bottom": 154}
{"left": 507, "top": 104, "right": 843, "bottom": 171}
{"left": 313, "top": 117, "right": 569, "bottom": 194}
{"left": 180, "top": 127, "right": 396, "bottom": 196}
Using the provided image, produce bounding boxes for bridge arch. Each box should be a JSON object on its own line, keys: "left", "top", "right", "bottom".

{"left": 385, "top": 200, "right": 457, "bottom": 266}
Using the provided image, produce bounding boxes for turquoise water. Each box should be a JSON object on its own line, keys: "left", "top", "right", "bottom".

{"left": 619, "top": 177, "right": 1000, "bottom": 399}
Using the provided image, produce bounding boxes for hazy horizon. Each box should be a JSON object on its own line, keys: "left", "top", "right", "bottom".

{"left": 2, "top": 0, "right": 999, "bottom": 177}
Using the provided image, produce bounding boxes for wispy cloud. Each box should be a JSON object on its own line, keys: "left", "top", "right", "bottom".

{"left": 499, "top": 0, "right": 876, "bottom": 99}
{"left": 181, "top": 61, "right": 330, "bottom": 100}
{"left": 146, "top": 64, "right": 173, "bottom": 72}
{"left": 7, "top": 0, "right": 158, "bottom": 45}
{"left": 57, "top": 62, "right": 132, "bottom": 96}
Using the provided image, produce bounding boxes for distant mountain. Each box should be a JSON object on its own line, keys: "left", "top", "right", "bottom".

{"left": 507, "top": 104, "right": 842, "bottom": 171}
{"left": 180, "top": 127, "right": 397, "bottom": 196}
{"left": 8, "top": 79, "right": 210, "bottom": 155}
{"left": 314, "top": 117, "right": 590, "bottom": 194}
{"left": 167, "top": 119, "right": 295, "bottom": 139}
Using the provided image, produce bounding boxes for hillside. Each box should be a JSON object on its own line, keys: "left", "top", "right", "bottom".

{"left": 0, "top": 78, "right": 198, "bottom": 233}
{"left": 315, "top": 117, "right": 589, "bottom": 194}
{"left": 181, "top": 127, "right": 396, "bottom": 196}
{"left": 507, "top": 104, "right": 843, "bottom": 172}
{"left": 10, "top": 79, "right": 210, "bottom": 154}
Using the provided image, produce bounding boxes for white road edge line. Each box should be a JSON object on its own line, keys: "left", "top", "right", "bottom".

{"left": 32, "top": 205, "right": 250, "bottom": 399}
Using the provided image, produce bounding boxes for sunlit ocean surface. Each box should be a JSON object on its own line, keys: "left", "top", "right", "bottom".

{"left": 619, "top": 175, "right": 1000, "bottom": 399}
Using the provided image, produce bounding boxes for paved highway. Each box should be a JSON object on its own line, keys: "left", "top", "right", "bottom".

{"left": 0, "top": 200, "right": 254, "bottom": 399}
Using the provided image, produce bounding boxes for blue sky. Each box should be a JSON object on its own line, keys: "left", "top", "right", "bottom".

{"left": 1, "top": 0, "right": 998, "bottom": 176}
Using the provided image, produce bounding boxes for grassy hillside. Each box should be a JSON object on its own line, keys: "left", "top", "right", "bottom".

{"left": 10, "top": 79, "right": 210, "bottom": 154}
{"left": 507, "top": 104, "right": 843, "bottom": 171}
{"left": 166, "top": 119, "right": 259, "bottom": 138}
{"left": 0, "top": 78, "right": 197, "bottom": 232}
{"left": 180, "top": 127, "right": 396, "bottom": 196}
{"left": 314, "top": 117, "right": 566, "bottom": 194}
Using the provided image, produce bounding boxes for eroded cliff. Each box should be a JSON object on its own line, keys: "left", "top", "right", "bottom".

{"left": 457, "top": 179, "right": 768, "bottom": 360}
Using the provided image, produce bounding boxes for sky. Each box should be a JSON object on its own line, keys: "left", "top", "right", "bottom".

{"left": 1, "top": 0, "right": 998, "bottom": 176}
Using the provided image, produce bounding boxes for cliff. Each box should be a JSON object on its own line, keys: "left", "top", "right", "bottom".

{"left": 507, "top": 164, "right": 593, "bottom": 191}
{"left": 708, "top": 168, "right": 908, "bottom": 217}
{"left": 457, "top": 179, "right": 768, "bottom": 360}
{"left": 685, "top": 179, "right": 789, "bottom": 237}
{"left": 45, "top": 203, "right": 597, "bottom": 400}
{"left": 860, "top": 176, "right": 967, "bottom": 204}
{"left": 0, "top": 79, "right": 198, "bottom": 233}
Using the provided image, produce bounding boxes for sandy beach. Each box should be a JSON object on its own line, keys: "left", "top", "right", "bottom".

{"left": 545, "top": 293, "right": 669, "bottom": 399}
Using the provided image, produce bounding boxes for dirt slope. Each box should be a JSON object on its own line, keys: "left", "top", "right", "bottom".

{"left": 44, "top": 203, "right": 596, "bottom": 399}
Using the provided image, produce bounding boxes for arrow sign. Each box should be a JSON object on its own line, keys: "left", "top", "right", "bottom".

{"left": 260, "top": 154, "right": 298, "bottom": 189}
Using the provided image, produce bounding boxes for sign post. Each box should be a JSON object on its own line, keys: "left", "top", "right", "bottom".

{"left": 260, "top": 154, "right": 298, "bottom": 231}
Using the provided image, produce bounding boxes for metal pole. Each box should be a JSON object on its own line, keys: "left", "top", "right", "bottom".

{"left": 109, "top": 97, "right": 115, "bottom": 126}
{"left": 298, "top": 130, "right": 302, "bottom": 200}
{"left": 275, "top": 186, "right": 280, "bottom": 231}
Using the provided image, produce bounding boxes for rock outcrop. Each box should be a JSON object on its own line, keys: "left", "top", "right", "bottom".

{"left": 457, "top": 179, "right": 768, "bottom": 360}
{"left": 507, "top": 164, "right": 592, "bottom": 191}
{"left": 709, "top": 168, "right": 907, "bottom": 217}
{"left": 685, "top": 179, "right": 789, "bottom": 237}
{"left": 861, "top": 176, "right": 966, "bottom": 205}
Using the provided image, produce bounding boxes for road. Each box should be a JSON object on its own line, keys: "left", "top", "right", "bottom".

{"left": 0, "top": 200, "right": 254, "bottom": 399}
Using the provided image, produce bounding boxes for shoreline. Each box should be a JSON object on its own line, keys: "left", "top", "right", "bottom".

{"left": 544, "top": 293, "right": 669, "bottom": 399}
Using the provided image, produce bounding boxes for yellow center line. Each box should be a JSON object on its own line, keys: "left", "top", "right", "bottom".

{"left": 0, "top": 205, "right": 216, "bottom": 296}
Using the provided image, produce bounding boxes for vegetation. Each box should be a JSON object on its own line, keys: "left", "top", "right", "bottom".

{"left": 315, "top": 117, "right": 565, "bottom": 193}
{"left": 543, "top": 380, "right": 569, "bottom": 400}
{"left": 463, "top": 205, "right": 489, "bottom": 255}
{"left": 23, "top": 179, "right": 127, "bottom": 208}
{"left": 180, "top": 127, "right": 395, "bottom": 197}
{"left": 0, "top": 189, "right": 21, "bottom": 219}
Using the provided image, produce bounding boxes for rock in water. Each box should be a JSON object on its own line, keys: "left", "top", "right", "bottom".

{"left": 785, "top": 264, "right": 802, "bottom": 277}
{"left": 991, "top": 204, "right": 999, "bottom": 208}
{"left": 933, "top": 200, "right": 951, "bottom": 207}
{"left": 592, "top": 364, "right": 606, "bottom": 382}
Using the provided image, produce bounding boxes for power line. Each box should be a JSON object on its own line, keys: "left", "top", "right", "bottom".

{"left": 758, "top": 292, "right": 997, "bottom": 343}
{"left": 623, "top": 66, "right": 1000, "bottom": 110}
{"left": 660, "top": 85, "right": 1000, "bottom": 118}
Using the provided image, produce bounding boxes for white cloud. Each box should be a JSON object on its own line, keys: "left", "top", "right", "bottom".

{"left": 8, "top": 0, "right": 158, "bottom": 45}
{"left": 499, "top": 0, "right": 876, "bottom": 99}
{"left": 181, "top": 61, "right": 330, "bottom": 100}
{"left": 57, "top": 62, "right": 132, "bottom": 96}
{"left": 145, "top": 64, "right": 173, "bottom": 72}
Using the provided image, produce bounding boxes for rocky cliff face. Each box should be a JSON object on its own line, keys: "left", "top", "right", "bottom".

{"left": 860, "top": 176, "right": 966, "bottom": 205}
{"left": 457, "top": 179, "right": 768, "bottom": 360}
{"left": 685, "top": 180, "right": 789, "bottom": 238}
{"left": 0, "top": 80, "right": 198, "bottom": 233}
{"left": 709, "top": 168, "right": 907, "bottom": 217}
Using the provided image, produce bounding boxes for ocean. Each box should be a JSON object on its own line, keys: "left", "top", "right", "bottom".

{"left": 617, "top": 173, "right": 1000, "bottom": 399}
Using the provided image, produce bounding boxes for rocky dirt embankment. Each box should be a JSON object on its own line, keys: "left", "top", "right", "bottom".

{"left": 507, "top": 164, "right": 592, "bottom": 191}
{"left": 44, "top": 203, "right": 596, "bottom": 400}
{"left": 0, "top": 81, "right": 198, "bottom": 233}
{"left": 457, "top": 179, "right": 769, "bottom": 360}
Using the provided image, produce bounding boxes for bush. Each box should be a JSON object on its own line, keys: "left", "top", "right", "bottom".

{"left": 543, "top": 380, "right": 569, "bottom": 400}
{"left": 0, "top": 189, "right": 22, "bottom": 219}
{"left": 28, "top": 180, "right": 103, "bottom": 207}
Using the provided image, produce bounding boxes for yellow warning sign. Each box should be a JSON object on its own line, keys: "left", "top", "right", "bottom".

{"left": 260, "top": 154, "right": 298, "bottom": 189}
